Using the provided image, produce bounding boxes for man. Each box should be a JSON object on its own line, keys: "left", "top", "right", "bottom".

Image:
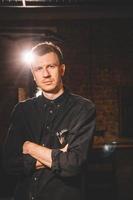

{"left": 3, "top": 42, "right": 96, "bottom": 200}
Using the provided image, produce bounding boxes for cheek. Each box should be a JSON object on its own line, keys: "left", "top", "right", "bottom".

{"left": 52, "top": 70, "right": 60, "bottom": 79}
{"left": 32, "top": 72, "right": 40, "bottom": 82}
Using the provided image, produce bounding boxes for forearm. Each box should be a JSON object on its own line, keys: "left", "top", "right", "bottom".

{"left": 23, "top": 141, "right": 52, "bottom": 168}
{"left": 23, "top": 141, "right": 68, "bottom": 169}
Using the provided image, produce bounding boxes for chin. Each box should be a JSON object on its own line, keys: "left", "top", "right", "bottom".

{"left": 41, "top": 86, "right": 57, "bottom": 93}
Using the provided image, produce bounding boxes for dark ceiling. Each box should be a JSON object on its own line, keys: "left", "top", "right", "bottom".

{"left": 0, "top": 0, "right": 133, "bottom": 7}
{"left": 0, "top": 0, "right": 133, "bottom": 30}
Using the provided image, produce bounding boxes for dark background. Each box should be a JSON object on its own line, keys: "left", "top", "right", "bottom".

{"left": 0, "top": 1, "right": 133, "bottom": 199}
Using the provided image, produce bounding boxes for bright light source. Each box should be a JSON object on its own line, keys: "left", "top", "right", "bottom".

{"left": 21, "top": 50, "right": 34, "bottom": 65}
{"left": 102, "top": 142, "right": 116, "bottom": 157}
{"left": 103, "top": 144, "right": 110, "bottom": 152}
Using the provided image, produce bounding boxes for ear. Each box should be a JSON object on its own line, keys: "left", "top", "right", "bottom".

{"left": 60, "top": 64, "right": 65, "bottom": 76}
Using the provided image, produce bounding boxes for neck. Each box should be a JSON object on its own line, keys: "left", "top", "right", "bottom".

{"left": 42, "top": 85, "right": 64, "bottom": 100}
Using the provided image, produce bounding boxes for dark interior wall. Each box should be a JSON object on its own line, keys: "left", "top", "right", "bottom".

{"left": 57, "top": 21, "right": 91, "bottom": 97}
{"left": 90, "top": 19, "right": 133, "bottom": 136}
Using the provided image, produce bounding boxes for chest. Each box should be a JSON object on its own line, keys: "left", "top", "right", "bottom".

{"left": 25, "top": 101, "right": 78, "bottom": 148}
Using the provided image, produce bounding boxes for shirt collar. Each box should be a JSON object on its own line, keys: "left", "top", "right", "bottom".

{"left": 40, "top": 87, "right": 70, "bottom": 106}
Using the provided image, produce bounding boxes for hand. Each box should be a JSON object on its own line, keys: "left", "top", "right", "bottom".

{"left": 60, "top": 144, "right": 68, "bottom": 152}
{"left": 23, "top": 141, "right": 46, "bottom": 169}
{"left": 36, "top": 160, "right": 45, "bottom": 170}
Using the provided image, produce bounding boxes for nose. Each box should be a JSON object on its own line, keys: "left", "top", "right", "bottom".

{"left": 42, "top": 67, "right": 50, "bottom": 77}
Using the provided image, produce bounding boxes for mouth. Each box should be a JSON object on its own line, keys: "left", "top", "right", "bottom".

{"left": 42, "top": 80, "right": 53, "bottom": 85}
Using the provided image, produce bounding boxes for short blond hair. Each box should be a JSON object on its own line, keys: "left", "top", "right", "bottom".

{"left": 31, "top": 41, "right": 64, "bottom": 64}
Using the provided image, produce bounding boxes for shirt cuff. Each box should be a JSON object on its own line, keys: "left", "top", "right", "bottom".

{"left": 23, "top": 154, "right": 36, "bottom": 175}
{"left": 51, "top": 149, "right": 62, "bottom": 173}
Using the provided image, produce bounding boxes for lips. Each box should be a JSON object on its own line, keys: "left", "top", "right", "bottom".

{"left": 42, "top": 80, "right": 53, "bottom": 85}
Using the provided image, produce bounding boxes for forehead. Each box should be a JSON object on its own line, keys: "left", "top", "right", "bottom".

{"left": 32, "top": 52, "right": 60, "bottom": 66}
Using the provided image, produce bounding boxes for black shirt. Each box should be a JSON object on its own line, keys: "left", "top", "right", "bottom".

{"left": 3, "top": 88, "right": 96, "bottom": 200}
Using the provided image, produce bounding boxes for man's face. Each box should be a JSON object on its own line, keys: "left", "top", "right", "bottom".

{"left": 31, "top": 52, "right": 65, "bottom": 94}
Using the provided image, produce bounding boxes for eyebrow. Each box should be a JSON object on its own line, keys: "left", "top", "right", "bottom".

{"left": 32, "top": 63, "right": 60, "bottom": 69}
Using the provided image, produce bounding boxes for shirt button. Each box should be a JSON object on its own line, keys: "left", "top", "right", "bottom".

{"left": 49, "top": 110, "right": 53, "bottom": 114}
{"left": 46, "top": 126, "right": 50, "bottom": 129}
{"left": 31, "top": 197, "right": 35, "bottom": 200}
{"left": 57, "top": 104, "right": 60, "bottom": 108}
{"left": 34, "top": 177, "right": 37, "bottom": 181}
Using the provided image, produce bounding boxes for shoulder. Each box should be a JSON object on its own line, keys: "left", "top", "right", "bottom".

{"left": 13, "top": 96, "right": 40, "bottom": 112}
{"left": 69, "top": 93, "right": 95, "bottom": 111}
{"left": 67, "top": 92, "right": 96, "bottom": 122}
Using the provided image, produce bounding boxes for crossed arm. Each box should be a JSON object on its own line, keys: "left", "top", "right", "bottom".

{"left": 23, "top": 141, "right": 68, "bottom": 169}
{"left": 3, "top": 102, "right": 96, "bottom": 177}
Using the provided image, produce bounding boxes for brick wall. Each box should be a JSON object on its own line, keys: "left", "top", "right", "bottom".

{"left": 90, "top": 20, "right": 133, "bottom": 135}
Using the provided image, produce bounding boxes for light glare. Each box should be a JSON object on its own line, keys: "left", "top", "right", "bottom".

{"left": 21, "top": 50, "right": 34, "bottom": 64}
{"left": 36, "top": 89, "right": 42, "bottom": 97}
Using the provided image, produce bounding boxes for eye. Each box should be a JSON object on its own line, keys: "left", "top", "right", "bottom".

{"left": 48, "top": 64, "right": 56, "bottom": 69}
{"left": 33, "top": 66, "right": 43, "bottom": 71}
